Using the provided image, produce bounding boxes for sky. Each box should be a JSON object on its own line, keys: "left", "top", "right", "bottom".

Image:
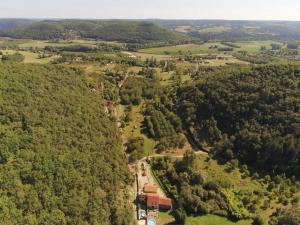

{"left": 1, "top": 0, "right": 300, "bottom": 21}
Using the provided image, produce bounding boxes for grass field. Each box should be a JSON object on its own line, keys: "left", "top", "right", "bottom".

{"left": 195, "top": 154, "right": 261, "bottom": 191}
{"left": 120, "top": 104, "right": 156, "bottom": 156}
{"left": 158, "top": 213, "right": 252, "bottom": 225}
{"left": 138, "top": 43, "right": 228, "bottom": 55}
{"left": 175, "top": 25, "right": 192, "bottom": 33}
{"left": 198, "top": 26, "right": 232, "bottom": 33}
{"left": 18, "top": 39, "right": 124, "bottom": 49}
{"left": 186, "top": 215, "right": 252, "bottom": 225}
{"left": 18, "top": 39, "right": 98, "bottom": 48}
{"left": 233, "top": 41, "right": 284, "bottom": 53}
{"left": 1, "top": 50, "right": 56, "bottom": 63}
{"left": 175, "top": 55, "right": 248, "bottom": 68}
{"left": 128, "top": 51, "right": 175, "bottom": 61}
{"left": 158, "top": 212, "right": 175, "bottom": 225}
{"left": 138, "top": 41, "right": 285, "bottom": 56}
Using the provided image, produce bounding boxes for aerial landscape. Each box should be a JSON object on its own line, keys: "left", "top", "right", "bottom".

{"left": 0, "top": 0, "right": 300, "bottom": 225}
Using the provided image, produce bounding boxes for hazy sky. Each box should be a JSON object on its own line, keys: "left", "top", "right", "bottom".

{"left": 1, "top": 0, "right": 300, "bottom": 20}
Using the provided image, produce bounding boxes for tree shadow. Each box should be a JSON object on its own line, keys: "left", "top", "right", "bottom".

{"left": 165, "top": 222, "right": 178, "bottom": 225}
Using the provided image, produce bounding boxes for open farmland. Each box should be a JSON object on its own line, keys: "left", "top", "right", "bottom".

{"left": 18, "top": 39, "right": 99, "bottom": 48}
{"left": 125, "top": 51, "right": 175, "bottom": 61}
{"left": 1, "top": 49, "right": 57, "bottom": 63}
{"left": 198, "top": 26, "right": 232, "bottom": 33}
{"left": 232, "top": 41, "right": 284, "bottom": 53}
{"left": 138, "top": 43, "right": 228, "bottom": 55}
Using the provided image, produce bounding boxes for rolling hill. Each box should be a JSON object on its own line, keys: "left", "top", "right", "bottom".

{"left": 0, "top": 19, "right": 36, "bottom": 30}
{"left": 0, "top": 20, "right": 187, "bottom": 43}
{"left": 151, "top": 20, "right": 300, "bottom": 41}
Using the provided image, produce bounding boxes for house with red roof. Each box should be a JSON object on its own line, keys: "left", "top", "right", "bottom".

{"left": 139, "top": 192, "right": 172, "bottom": 211}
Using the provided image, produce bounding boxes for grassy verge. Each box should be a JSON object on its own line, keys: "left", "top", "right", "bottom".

{"left": 186, "top": 215, "right": 252, "bottom": 225}
{"left": 158, "top": 212, "right": 175, "bottom": 225}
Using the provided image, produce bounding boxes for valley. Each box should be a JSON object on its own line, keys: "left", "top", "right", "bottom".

{"left": 0, "top": 19, "right": 300, "bottom": 225}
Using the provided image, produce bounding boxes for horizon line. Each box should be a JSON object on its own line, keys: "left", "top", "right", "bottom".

{"left": 1, "top": 17, "right": 300, "bottom": 22}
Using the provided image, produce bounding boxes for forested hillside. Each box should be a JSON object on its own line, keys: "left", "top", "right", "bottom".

{"left": 0, "top": 63, "right": 133, "bottom": 224}
{"left": 176, "top": 65, "right": 300, "bottom": 176}
{"left": 0, "top": 20, "right": 186, "bottom": 44}
{"left": 0, "top": 19, "right": 35, "bottom": 30}
{"left": 153, "top": 20, "right": 300, "bottom": 41}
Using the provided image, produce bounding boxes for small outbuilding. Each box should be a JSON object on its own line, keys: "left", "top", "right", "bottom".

{"left": 143, "top": 184, "right": 158, "bottom": 194}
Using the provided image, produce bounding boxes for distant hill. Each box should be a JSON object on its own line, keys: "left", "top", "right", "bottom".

{"left": 3, "top": 19, "right": 300, "bottom": 43}
{"left": 0, "top": 19, "right": 36, "bottom": 30}
{"left": 151, "top": 20, "right": 300, "bottom": 41}
{"left": 0, "top": 20, "right": 187, "bottom": 43}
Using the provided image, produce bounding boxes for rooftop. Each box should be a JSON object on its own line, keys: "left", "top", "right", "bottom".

{"left": 144, "top": 184, "right": 158, "bottom": 194}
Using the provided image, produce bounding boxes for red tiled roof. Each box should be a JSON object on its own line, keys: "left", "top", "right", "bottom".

{"left": 159, "top": 197, "right": 172, "bottom": 207}
{"left": 144, "top": 184, "right": 158, "bottom": 194}
{"left": 147, "top": 194, "right": 160, "bottom": 207}
{"left": 145, "top": 194, "right": 172, "bottom": 208}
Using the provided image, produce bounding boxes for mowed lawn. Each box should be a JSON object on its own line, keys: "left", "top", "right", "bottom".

{"left": 158, "top": 212, "right": 175, "bottom": 225}
{"left": 186, "top": 215, "right": 252, "bottom": 225}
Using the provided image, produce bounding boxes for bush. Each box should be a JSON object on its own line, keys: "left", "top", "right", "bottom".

{"left": 252, "top": 215, "right": 265, "bottom": 225}
{"left": 2, "top": 52, "right": 24, "bottom": 62}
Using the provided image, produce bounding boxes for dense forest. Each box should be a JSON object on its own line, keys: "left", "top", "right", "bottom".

{"left": 0, "top": 63, "right": 133, "bottom": 224}
{"left": 120, "top": 75, "right": 161, "bottom": 105}
{"left": 175, "top": 65, "right": 300, "bottom": 176}
{"left": 0, "top": 20, "right": 186, "bottom": 44}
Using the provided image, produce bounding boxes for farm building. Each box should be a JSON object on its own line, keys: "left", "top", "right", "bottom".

{"left": 139, "top": 193, "right": 172, "bottom": 211}
{"left": 143, "top": 184, "right": 158, "bottom": 194}
{"left": 147, "top": 194, "right": 160, "bottom": 209}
